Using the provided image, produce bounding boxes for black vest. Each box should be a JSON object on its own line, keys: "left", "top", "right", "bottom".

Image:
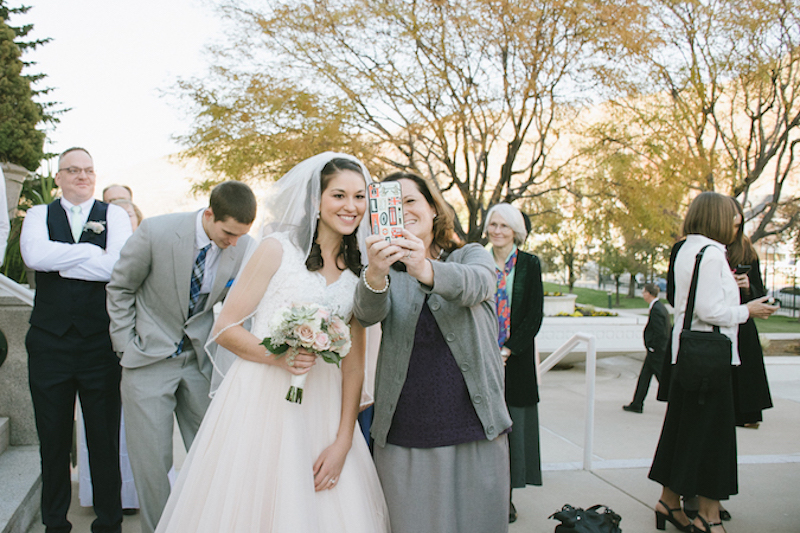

{"left": 29, "top": 200, "right": 111, "bottom": 337}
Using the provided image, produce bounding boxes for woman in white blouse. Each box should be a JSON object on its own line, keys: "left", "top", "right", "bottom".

{"left": 647, "top": 192, "right": 776, "bottom": 533}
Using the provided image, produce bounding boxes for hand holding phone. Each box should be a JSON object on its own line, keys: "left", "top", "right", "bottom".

{"left": 368, "top": 182, "right": 404, "bottom": 242}
{"left": 734, "top": 264, "right": 752, "bottom": 275}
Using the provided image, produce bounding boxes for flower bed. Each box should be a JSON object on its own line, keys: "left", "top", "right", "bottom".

{"left": 537, "top": 311, "right": 649, "bottom": 362}
{"left": 543, "top": 294, "right": 578, "bottom": 316}
{"left": 555, "top": 305, "right": 618, "bottom": 317}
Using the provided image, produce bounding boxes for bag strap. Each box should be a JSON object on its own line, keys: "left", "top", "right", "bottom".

{"left": 682, "top": 244, "right": 721, "bottom": 333}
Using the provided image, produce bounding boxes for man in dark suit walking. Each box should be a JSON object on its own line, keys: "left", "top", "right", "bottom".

{"left": 624, "top": 283, "right": 671, "bottom": 413}
{"left": 20, "top": 147, "right": 133, "bottom": 533}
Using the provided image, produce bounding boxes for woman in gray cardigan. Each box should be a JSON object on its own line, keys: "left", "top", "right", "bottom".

{"left": 354, "top": 172, "right": 512, "bottom": 533}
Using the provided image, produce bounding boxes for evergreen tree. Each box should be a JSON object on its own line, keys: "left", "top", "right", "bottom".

{"left": 0, "top": 1, "right": 46, "bottom": 171}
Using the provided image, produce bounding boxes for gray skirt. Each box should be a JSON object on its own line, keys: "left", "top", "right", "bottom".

{"left": 374, "top": 436, "right": 509, "bottom": 533}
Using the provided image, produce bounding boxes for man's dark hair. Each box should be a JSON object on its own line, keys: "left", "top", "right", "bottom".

{"left": 209, "top": 181, "right": 257, "bottom": 224}
{"left": 643, "top": 283, "right": 659, "bottom": 298}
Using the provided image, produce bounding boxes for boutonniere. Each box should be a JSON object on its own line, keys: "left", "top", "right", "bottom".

{"left": 83, "top": 221, "right": 106, "bottom": 234}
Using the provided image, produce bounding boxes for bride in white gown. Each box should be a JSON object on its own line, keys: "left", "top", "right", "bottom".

{"left": 155, "top": 153, "right": 390, "bottom": 533}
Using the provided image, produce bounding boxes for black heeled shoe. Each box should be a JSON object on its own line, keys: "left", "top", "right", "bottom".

{"left": 509, "top": 501, "right": 517, "bottom": 523}
{"left": 655, "top": 500, "right": 694, "bottom": 532}
{"left": 718, "top": 508, "right": 731, "bottom": 521}
{"left": 694, "top": 514, "right": 725, "bottom": 532}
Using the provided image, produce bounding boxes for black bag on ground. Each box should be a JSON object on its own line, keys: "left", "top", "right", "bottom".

{"left": 549, "top": 504, "right": 622, "bottom": 532}
{"left": 674, "top": 245, "right": 732, "bottom": 398}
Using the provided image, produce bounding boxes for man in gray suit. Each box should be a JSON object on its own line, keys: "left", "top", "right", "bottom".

{"left": 107, "top": 181, "right": 256, "bottom": 533}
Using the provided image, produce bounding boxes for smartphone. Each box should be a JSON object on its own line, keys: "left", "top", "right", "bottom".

{"left": 734, "top": 264, "right": 752, "bottom": 275}
{"left": 368, "top": 182, "right": 404, "bottom": 242}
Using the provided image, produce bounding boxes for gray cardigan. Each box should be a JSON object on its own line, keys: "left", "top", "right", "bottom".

{"left": 354, "top": 243, "right": 512, "bottom": 448}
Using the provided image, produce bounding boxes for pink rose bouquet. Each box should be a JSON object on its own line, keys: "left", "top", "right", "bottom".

{"left": 261, "top": 303, "right": 351, "bottom": 403}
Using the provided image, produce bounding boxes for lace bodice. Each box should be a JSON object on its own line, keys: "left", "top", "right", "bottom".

{"left": 251, "top": 233, "right": 359, "bottom": 340}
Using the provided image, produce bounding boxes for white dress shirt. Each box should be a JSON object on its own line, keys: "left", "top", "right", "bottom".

{"left": 670, "top": 234, "right": 749, "bottom": 365}
{"left": 193, "top": 210, "right": 221, "bottom": 296}
{"left": 20, "top": 198, "right": 132, "bottom": 282}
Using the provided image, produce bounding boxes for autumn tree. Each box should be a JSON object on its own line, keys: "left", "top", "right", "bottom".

{"left": 575, "top": 135, "right": 684, "bottom": 297}
{"left": 175, "top": 0, "right": 649, "bottom": 240}
{"left": 589, "top": 0, "right": 800, "bottom": 245}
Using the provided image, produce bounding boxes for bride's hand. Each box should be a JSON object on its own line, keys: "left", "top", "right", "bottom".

{"left": 312, "top": 437, "right": 351, "bottom": 492}
{"left": 271, "top": 347, "right": 316, "bottom": 375}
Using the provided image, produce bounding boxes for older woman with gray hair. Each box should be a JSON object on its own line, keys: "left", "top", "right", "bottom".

{"left": 484, "top": 202, "right": 544, "bottom": 523}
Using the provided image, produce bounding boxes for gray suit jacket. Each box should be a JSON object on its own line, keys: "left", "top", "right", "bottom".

{"left": 106, "top": 211, "right": 252, "bottom": 379}
{"left": 354, "top": 243, "right": 512, "bottom": 448}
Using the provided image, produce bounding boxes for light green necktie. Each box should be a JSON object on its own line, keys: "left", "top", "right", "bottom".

{"left": 70, "top": 205, "right": 83, "bottom": 242}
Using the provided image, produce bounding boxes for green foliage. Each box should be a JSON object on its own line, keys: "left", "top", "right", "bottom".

{"left": 0, "top": 1, "right": 60, "bottom": 170}
{"left": 176, "top": 0, "right": 649, "bottom": 239}
{"left": 1, "top": 172, "right": 57, "bottom": 283}
{"left": 593, "top": 0, "right": 800, "bottom": 244}
{"left": 174, "top": 71, "right": 375, "bottom": 190}
{"left": 543, "top": 281, "right": 648, "bottom": 310}
{"left": 0, "top": 16, "right": 44, "bottom": 170}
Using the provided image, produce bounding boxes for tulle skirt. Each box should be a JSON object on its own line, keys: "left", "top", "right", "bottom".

{"left": 155, "top": 357, "right": 390, "bottom": 533}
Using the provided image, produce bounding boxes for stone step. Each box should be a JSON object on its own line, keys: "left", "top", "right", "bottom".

{"left": 0, "top": 418, "right": 9, "bottom": 456}
{"left": 0, "top": 445, "right": 40, "bottom": 533}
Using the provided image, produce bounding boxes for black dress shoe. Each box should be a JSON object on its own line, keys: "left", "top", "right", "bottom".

{"left": 623, "top": 403, "right": 643, "bottom": 413}
{"left": 509, "top": 502, "right": 517, "bottom": 523}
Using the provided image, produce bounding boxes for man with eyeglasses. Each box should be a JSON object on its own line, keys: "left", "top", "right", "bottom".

{"left": 20, "top": 147, "right": 132, "bottom": 533}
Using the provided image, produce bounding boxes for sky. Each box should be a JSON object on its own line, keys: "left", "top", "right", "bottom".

{"left": 15, "top": 0, "right": 223, "bottom": 213}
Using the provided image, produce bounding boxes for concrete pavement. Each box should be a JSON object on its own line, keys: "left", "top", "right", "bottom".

{"left": 509, "top": 353, "right": 800, "bottom": 533}
{"left": 25, "top": 353, "right": 800, "bottom": 533}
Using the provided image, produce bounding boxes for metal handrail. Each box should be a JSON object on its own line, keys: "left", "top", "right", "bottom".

{"left": 538, "top": 332, "right": 597, "bottom": 470}
{"left": 0, "top": 273, "right": 34, "bottom": 307}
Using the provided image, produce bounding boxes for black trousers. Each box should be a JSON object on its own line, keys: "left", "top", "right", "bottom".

{"left": 27, "top": 326, "right": 122, "bottom": 533}
{"left": 630, "top": 351, "right": 664, "bottom": 408}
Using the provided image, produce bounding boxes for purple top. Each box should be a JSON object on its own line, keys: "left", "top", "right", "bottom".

{"left": 386, "top": 301, "right": 486, "bottom": 448}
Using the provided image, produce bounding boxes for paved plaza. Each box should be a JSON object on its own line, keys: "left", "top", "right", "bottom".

{"left": 24, "top": 352, "right": 800, "bottom": 533}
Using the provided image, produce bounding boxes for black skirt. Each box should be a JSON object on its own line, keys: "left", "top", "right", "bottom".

{"left": 732, "top": 318, "right": 773, "bottom": 425}
{"left": 648, "top": 364, "right": 738, "bottom": 500}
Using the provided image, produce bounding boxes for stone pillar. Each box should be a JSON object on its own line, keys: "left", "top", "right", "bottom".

{"left": 0, "top": 296, "right": 36, "bottom": 445}
{"left": 0, "top": 161, "right": 30, "bottom": 222}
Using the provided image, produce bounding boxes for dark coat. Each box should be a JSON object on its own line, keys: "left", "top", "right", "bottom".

{"left": 644, "top": 299, "right": 671, "bottom": 363}
{"left": 732, "top": 257, "right": 773, "bottom": 423}
{"left": 503, "top": 251, "right": 544, "bottom": 407}
{"left": 658, "top": 239, "right": 684, "bottom": 401}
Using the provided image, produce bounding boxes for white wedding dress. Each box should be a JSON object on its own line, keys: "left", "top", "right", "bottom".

{"left": 155, "top": 234, "right": 390, "bottom": 532}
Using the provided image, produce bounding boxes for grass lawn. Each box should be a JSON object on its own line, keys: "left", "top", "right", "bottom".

{"left": 543, "top": 282, "right": 800, "bottom": 334}
{"left": 755, "top": 314, "right": 800, "bottom": 334}
{"left": 543, "top": 282, "right": 648, "bottom": 310}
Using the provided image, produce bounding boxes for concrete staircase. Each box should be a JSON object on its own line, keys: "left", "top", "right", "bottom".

{"left": 0, "top": 418, "right": 41, "bottom": 533}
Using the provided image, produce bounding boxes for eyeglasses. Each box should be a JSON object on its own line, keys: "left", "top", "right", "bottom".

{"left": 58, "top": 167, "right": 96, "bottom": 176}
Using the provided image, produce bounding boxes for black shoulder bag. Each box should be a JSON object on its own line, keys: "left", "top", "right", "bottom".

{"left": 673, "top": 245, "right": 733, "bottom": 404}
{"left": 549, "top": 504, "right": 622, "bottom": 532}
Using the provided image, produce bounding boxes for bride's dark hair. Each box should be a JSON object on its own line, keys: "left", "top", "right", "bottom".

{"left": 306, "top": 158, "right": 365, "bottom": 276}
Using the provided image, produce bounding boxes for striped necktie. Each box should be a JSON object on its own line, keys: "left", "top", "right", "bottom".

{"left": 188, "top": 244, "right": 211, "bottom": 317}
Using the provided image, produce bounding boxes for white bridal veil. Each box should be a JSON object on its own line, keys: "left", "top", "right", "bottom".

{"left": 205, "top": 152, "right": 374, "bottom": 394}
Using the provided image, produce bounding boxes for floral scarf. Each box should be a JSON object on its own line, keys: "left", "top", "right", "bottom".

{"left": 495, "top": 249, "right": 518, "bottom": 348}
